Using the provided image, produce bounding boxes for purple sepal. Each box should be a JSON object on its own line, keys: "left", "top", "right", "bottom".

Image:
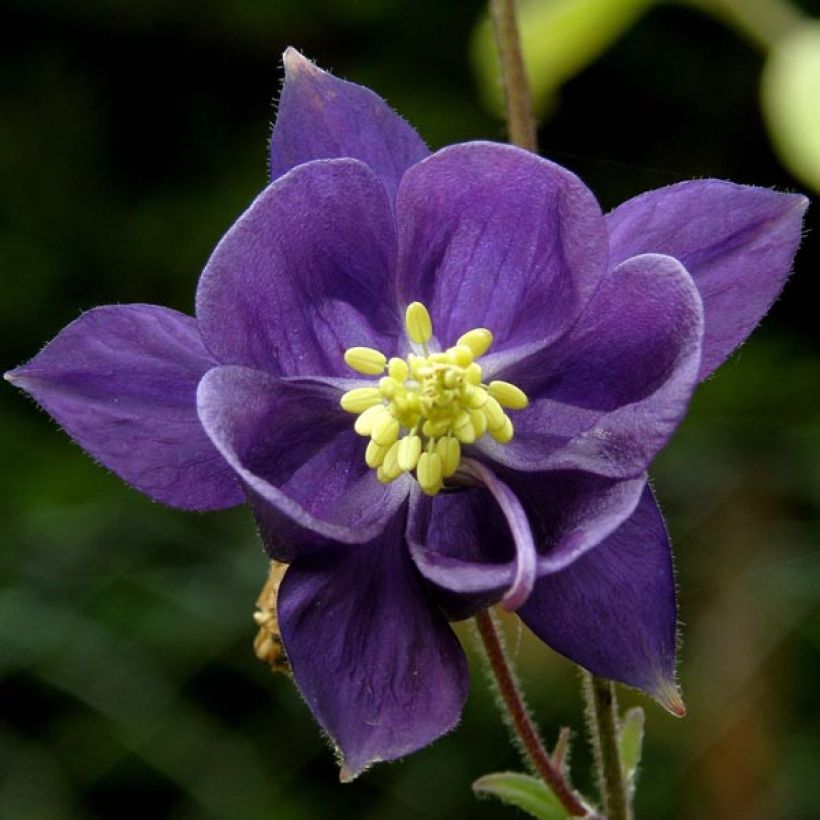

{"left": 6, "top": 305, "right": 242, "bottom": 510}
{"left": 196, "top": 365, "right": 409, "bottom": 558}
{"left": 270, "top": 48, "right": 429, "bottom": 201}
{"left": 518, "top": 486, "right": 682, "bottom": 711}
{"left": 607, "top": 180, "right": 808, "bottom": 380}
{"left": 278, "top": 515, "right": 469, "bottom": 780}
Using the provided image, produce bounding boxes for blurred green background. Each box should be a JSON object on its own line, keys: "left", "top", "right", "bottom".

{"left": 1, "top": 1, "right": 818, "bottom": 818}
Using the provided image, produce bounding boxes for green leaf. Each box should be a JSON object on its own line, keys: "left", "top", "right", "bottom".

{"left": 473, "top": 771, "right": 570, "bottom": 820}
{"left": 761, "top": 22, "right": 820, "bottom": 193}
{"left": 618, "top": 706, "right": 645, "bottom": 788}
{"left": 471, "top": 0, "right": 657, "bottom": 118}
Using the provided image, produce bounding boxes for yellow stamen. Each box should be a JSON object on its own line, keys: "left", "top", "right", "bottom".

{"left": 436, "top": 436, "right": 461, "bottom": 477}
{"left": 417, "top": 451, "right": 443, "bottom": 495}
{"left": 405, "top": 301, "right": 432, "bottom": 345}
{"left": 381, "top": 441, "right": 403, "bottom": 480}
{"left": 354, "top": 404, "right": 387, "bottom": 436}
{"left": 365, "top": 439, "right": 389, "bottom": 467}
{"left": 340, "top": 301, "right": 528, "bottom": 495}
{"left": 457, "top": 328, "right": 493, "bottom": 358}
{"left": 340, "top": 387, "right": 382, "bottom": 414}
{"left": 344, "top": 346, "right": 387, "bottom": 375}
{"left": 397, "top": 434, "right": 422, "bottom": 471}
{"left": 488, "top": 380, "right": 530, "bottom": 409}
{"left": 371, "top": 413, "right": 400, "bottom": 447}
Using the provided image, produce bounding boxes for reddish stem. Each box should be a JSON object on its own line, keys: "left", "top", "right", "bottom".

{"left": 475, "top": 610, "right": 588, "bottom": 817}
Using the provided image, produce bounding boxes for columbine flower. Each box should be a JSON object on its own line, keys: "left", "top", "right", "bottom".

{"left": 6, "top": 48, "right": 806, "bottom": 779}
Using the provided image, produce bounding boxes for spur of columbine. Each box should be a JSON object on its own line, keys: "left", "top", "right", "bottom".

{"left": 6, "top": 48, "right": 806, "bottom": 779}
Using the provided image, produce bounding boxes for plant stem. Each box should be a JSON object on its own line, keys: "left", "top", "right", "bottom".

{"left": 686, "top": 0, "right": 803, "bottom": 51}
{"left": 489, "top": 0, "right": 538, "bottom": 152}
{"left": 583, "top": 672, "right": 631, "bottom": 820}
{"left": 474, "top": 610, "right": 588, "bottom": 817}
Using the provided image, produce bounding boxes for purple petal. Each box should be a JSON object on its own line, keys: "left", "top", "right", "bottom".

{"left": 480, "top": 253, "right": 704, "bottom": 478}
{"left": 5, "top": 305, "right": 242, "bottom": 510}
{"left": 518, "top": 486, "right": 683, "bottom": 713}
{"left": 607, "top": 180, "right": 808, "bottom": 380}
{"left": 196, "top": 365, "right": 409, "bottom": 559}
{"left": 270, "top": 48, "right": 429, "bottom": 201}
{"left": 395, "top": 142, "right": 607, "bottom": 352}
{"left": 196, "top": 159, "right": 400, "bottom": 379}
{"left": 407, "top": 467, "right": 644, "bottom": 619}
{"left": 278, "top": 517, "right": 469, "bottom": 779}
{"left": 458, "top": 460, "right": 537, "bottom": 611}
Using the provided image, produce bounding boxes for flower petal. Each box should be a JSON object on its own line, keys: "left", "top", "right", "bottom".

{"left": 196, "top": 158, "right": 400, "bottom": 379}
{"left": 270, "top": 48, "right": 429, "bottom": 201}
{"left": 407, "top": 467, "right": 644, "bottom": 619}
{"left": 518, "top": 486, "right": 681, "bottom": 711}
{"left": 196, "top": 365, "right": 409, "bottom": 559}
{"left": 278, "top": 517, "right": 469, "bottom": 779}
{"left": 395, "top": 142, "right": 607, "bottom": 352}
{"left": 5, "top": 305, "right": 242, "bottom": 510}
{"left": 607, "top": 180, "right": 808, "bottom": 380}
{"left": 481, "top": 253, "right": 704, "bottom": 478}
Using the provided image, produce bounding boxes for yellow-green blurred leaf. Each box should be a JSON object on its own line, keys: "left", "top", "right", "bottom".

{"left": 618, "top": 706, "right": 645, "bottom": 792}
{"left": 472, "top": 0, "right": 657, "bottom": 119}
{"left": 473, "top": 772, "right": 570, "bottom": 819}
{"left": 762, "top": 22, "right": 820, "bottom": 193}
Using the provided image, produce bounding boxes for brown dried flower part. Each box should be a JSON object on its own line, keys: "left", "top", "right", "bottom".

{"left": 253, "top": 560, "right": 290, "bottom": 675}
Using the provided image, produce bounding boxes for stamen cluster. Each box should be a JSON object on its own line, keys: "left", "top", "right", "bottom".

{"left": 340, "top": 302, "right": 528, "bottom": 495}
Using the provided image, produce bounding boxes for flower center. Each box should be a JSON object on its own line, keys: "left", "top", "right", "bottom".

{"left": 339, "top": 302, "right": 529, "bottom": 496}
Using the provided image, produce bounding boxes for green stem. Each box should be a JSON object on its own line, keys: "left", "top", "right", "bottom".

{"left": 489, "top": 0, "right": 538, "bottom": 151}
{"left": 475, "top": 610, "right": 589, "bottom": 817}
{"left": 685, "top": 0, "right": 804, "bottom": 51}
{"left": 583, "top": 672, "right": 631, "bottom": 820}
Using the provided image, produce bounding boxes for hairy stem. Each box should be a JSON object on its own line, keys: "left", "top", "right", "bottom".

{"left": 475, "top": 610, "right": 588, "bottom": 817}
{"left": 489, "top": 0, "right": 538, "bottom": 151}
{"left": 583, "top": 672, "right": 631, "bottom": 820}
{"left": 686, "top": 0, "right": 803, "bottom": 51}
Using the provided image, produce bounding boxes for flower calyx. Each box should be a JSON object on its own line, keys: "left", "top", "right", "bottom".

{"left": 340, "top": 301, "right": 528, "bottom": 496}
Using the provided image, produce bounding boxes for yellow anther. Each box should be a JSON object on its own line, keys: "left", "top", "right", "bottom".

{"left": 378, "top": 376, "right": 397, "bottom": 398}
{"left": 436, "top": 436, "right": 461, "bottom": 477}
{"left": 372, "top": 413, "right": 400, "bottom": 447}
{"left": 342, "top": 304, "right": 525, "bottom": 494}
{"left": 365, "top": 439, "right": 389, "bottom": 467}
{"left": 405, "top": 302, "right": 432, "bottom": 345}
{"left": 340, "top": 387, "right": 382, "bottom": 414}
{"left": 448, "top": 344, "right": 474, "bottom": 368}
{"left": 483, "top": 395, "right": 507, "bottom": 430}
{"left": 397, "top": 434, "right": 422, "bottom": 471}
{"left": 465, "top": 386, "right": 488, "bottom": 409}
{"left": 488, "top": 380, "right": 529, "bottom": 409}
{"left": 354, "top": 404, "right": 387, "bottom": 436}
{"left": 388, "top": 357, "right": 409, "bottom": 381}
{"left": 490, "top": 415, "right": 514, "bottom": 443}
{"left": 344, "top": 346, "right": 387, "bottom": 375}
{"left": 471, "top": 408, "right": 488, "bottom": 437}
{"left": 457, "top": 328, "right": 493, "bottom": 358}
{"left": 417, "top": 451, "right": 443, "bottom": 495}
{"left": 453, "top": 410, "right": 476, "bottom": 444}
{"left": 464, "top": 362, "right": 482, "bottom": 385}
{"left": 381, "top": 441, "right": 403, "bottom": 480}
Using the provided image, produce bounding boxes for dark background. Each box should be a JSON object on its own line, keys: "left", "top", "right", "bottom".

{"left": 1, "top": 1, "right": 818, "bottom": 818}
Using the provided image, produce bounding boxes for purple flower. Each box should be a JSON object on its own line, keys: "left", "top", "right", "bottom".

{"left": 6, "top": 48, "right": 807, "bottom": 778}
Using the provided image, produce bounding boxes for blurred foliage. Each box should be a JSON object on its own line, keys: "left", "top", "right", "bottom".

{"left": 472, "top": 0, "right": 656, "bottom": 117}
{"left": 762, "top": 22, "right": 820, "bottom": 192}
{"left": 1, "top": 0, "right": 818, "bottom": 819}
